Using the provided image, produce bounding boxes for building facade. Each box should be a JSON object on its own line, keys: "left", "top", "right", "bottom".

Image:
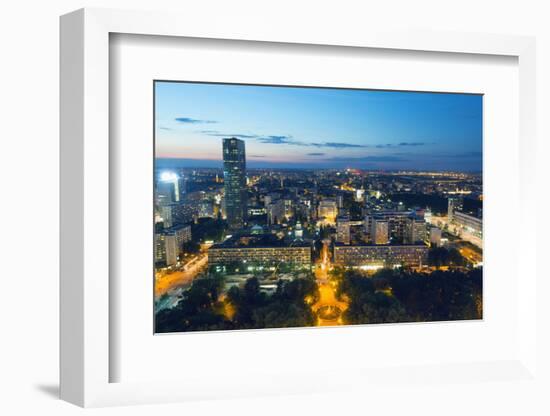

{"left": 453, "top": 211, "right": 483, "bottom": 236}
{"left": 336, "top": 216, "right": 351, "bottom": 245}
{"left": 365, "top": 211, "right": 412, "bottom": 242}
{"left": 318, "top": 198, "right": 338, "bottom": 224}
{"left": 208, "top": 244, "right": 311, "bottom": 270}
{"left": 155, "top": 233, "right": 178, "bottom": 266}
{"left": 267, "top": 199, "right": 285, "bottom": 225}
{"left": 404, "top": 215, "right": 427, "bottom": 244}
{"left": 334, "top": 243, "right": 429, "bottom": 268}
{"left": 164, "top": 224, "right": 192, "bottom": 250}
{"left": 370, "top": 217, "right": 389, "bottom": 245}
{"left": 429, "top": 227, "right": 442, "bottom": 247}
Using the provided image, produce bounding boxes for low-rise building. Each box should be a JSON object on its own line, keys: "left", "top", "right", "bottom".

{"left": 208, "top": 234, "right": 311, "bottom": 272}
{"left": 334, "top": 243, "right": 429, "bottom": 268}
{"left": 453, "top": 211, "right": 483, "bottom": 237}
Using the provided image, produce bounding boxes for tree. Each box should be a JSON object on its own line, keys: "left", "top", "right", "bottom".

{"left": 428, "top": 247, "right": 466, "bottom": 268}
{"left": 155, "top": 277, "right": 229, "bottom": 333}
{"left": 181, "top": 240, "right": 200, "bottom": 255}
{"left": 344, "top": 292, "right": 408, "bottom": 325}
{"left": 225, "top": 276, "right": 318, "bottom": 329}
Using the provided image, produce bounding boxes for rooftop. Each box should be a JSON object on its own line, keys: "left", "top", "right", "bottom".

{"left": 211, "top": 234, "right": 310, "bottom": 249}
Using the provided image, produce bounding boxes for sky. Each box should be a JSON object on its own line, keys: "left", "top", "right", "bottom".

{"left": 155, "top": 81, "right": 482, "bottom": 172}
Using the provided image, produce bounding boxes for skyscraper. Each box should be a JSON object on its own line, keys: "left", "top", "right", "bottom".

{"left": 223, "top": 138, "right": 247, "bottom": 229}
{"left": 157, "top": 171, "right": 181, "bottom": 205}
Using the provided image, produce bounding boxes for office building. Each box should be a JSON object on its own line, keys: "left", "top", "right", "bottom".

{"left": 370, "top": 217, "right": 389, "bottom": 245}
{"left": 267, "top": 199, "right": 285, "bottom": 225}
{"left": 223, "top": 138, "right": 247, "bottom": 229}
{"left": 155, "top": 233, "right": 178, "bottom": 267}
{"left": 429, "top": 227, "right": 442, "bottom": 247}
{"left": 318, "top": 198, "right": 338, "bottom": 224}
{"left": 334, "top": 243, "right": 429, "bottom": 268}
{"left": 164, "top": 224, "right": 192, "bottom": 250}
{"left": 156, "top": 171, "right": 185, "bottom": 205}
{"left": 208, "top": 235, "right": 311, "bottom": 271}
{"left": 365, "top": 210, "right": 412, "bottom": 242}
{"left": 336, "top": 194, "right": 344, "bottom": 209}
{"left": 336, "top": 216, "right": 351, "bottom": 245}
{"left": 198, "top": 200, "right": 215, "bottom": 218}
{"left": 447, "top": 197, "right": 463, "bottom": 221}
{"left": 158, "top": 202, "right": 197, "bottom": 227}
{"left": 453, "top": 211, "right": 483, "bottom": 237}
{"left": 404, "top": 215, "right": 427, "bottom": 244}
{"left": 294, "top": 221, "right": 304, "bottom": 240}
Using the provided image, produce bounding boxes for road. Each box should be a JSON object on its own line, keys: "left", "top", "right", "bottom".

{"left": 311, "top": 241, "right": 348, "bottom": 326}
{"left": 155, "top": 254, "right": 208, "bottom": 299}
{"left": 458, "top": 246, "right": 483, "bottom": 266}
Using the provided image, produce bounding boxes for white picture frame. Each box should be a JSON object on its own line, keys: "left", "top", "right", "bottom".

{"left": 60, "top": 7, "right": 538, "bottom": 408}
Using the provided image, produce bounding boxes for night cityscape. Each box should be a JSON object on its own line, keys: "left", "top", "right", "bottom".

{"left": 154, "top": 82, "right": 483, "bottom": 333}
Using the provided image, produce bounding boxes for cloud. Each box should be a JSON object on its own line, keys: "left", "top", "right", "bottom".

{"left": 398, "top": 142, "right": 425, "bottom": 146}
{"left": 200, "top": 130, "right": 305, "bottom": 145}
{"left": 249, "top": 154, "right": 267, "bottom": 158}
{"left": 327, "top": 155, "right": 408, "bottom": 162}
{"left": 307, "top": 152, "right": 326, "bottom": 156}
{"left": 374, "top": 142, "right": 426, "bottom": 148}
{"left": 199, "top": 130, "right": 260, "bottom": 139}
{"left": 158, "top": 126, "right": 172, "bottom": 131}
{"left": 197, "top": 129, "right": 426, "bottom": 151}
{"left": 256, "top": 135, "right": 301, "bottom": 145}
{"left": 447, "top": 151, "right": 482, "bottom": 158}
{"left": 175, "top": 117, "right": 217, "bottom": 124}
{"left": 310, "top": 142, "right": 366, "bottom": 149}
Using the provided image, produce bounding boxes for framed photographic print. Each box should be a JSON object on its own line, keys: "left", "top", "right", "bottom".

{"left": 152, "top": 81, "right": 483, "bottom": 334}
{"left": 60, "top": 8, "right": 539, "bottom": 408}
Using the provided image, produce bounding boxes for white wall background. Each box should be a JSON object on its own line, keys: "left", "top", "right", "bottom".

{"left": 0, "top": 1, "right": 548, "bottom": 415}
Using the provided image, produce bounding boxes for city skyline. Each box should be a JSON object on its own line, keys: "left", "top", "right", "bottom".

{"left": 155, "top": 81, "right": 483, "bottom": 172}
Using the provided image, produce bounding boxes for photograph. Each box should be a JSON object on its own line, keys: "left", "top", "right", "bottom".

{"left": 153, "top": 81, "right": 483, "bottom": 333}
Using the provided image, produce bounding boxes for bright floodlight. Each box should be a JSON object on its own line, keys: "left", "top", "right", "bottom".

{"left": 160, "top": 171, "right": 178, "bottom": 182}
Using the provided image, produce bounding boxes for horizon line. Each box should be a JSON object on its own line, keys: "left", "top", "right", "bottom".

{"left": 155, "top": 157, "right": 482, "bottom": 174}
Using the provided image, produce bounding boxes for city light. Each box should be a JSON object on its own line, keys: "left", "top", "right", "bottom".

{"left": 160, "top": 171, "right": 178, "bottom": 182}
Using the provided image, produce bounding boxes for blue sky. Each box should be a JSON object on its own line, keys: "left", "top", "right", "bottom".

{"left": 155, "top": 81, "right": 482, "bottom": 171}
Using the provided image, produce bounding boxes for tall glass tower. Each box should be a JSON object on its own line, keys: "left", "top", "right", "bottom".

{"left": 223, "top": 138, "right": 247, "bottom": 229}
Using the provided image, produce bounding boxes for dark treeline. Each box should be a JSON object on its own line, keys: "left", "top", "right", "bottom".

{"left": 427, "top": 246, "right": 466, "bottom": 268}
{"left": 335, "top": 268, "right": 482, "bottom": 325}
{"left": 191, "top": 217, "right": 226, "bottom": 243}
{"left": 227, "top": 277, "right": 318, "bottom": 329}
{"left": 156, "top": 267, "right": 482, "bottom": 333}
{"left": 155, "top": 276, "right": 319, "bottom": 333}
